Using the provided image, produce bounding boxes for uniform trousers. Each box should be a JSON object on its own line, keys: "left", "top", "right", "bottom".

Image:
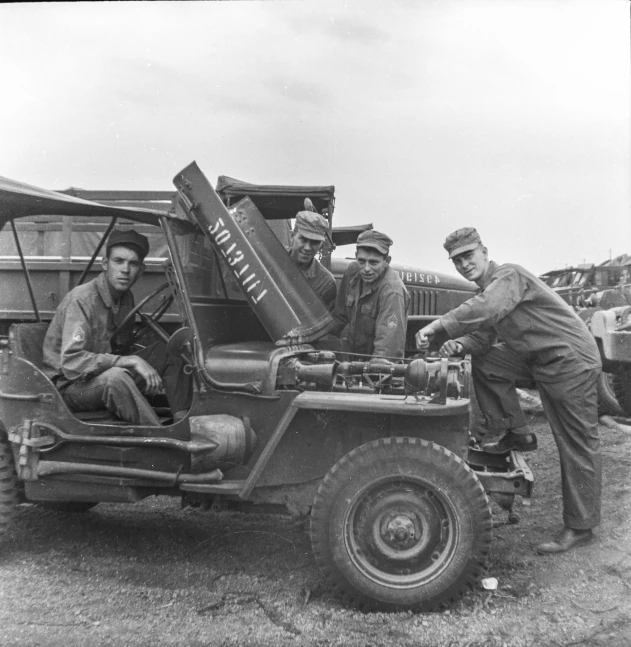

{"left": 60, "top": 342, "right": 192, "bottom": 426}
{"left": 472, "top": 343, "right": 601, "bottom": 530}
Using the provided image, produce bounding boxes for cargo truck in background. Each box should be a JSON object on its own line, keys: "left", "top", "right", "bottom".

{"left": 540, "top": 258, "right": 631, "bottom": 417}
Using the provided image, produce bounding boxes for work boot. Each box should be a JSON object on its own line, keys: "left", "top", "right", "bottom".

{"left": 482, "top": 427, "right": 537, "bottom": 454}
{"left": 536, "top": 527, "right": 593, "bottom": 554}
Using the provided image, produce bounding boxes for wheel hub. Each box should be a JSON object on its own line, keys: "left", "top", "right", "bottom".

{"left": 381, "top": 513, "right": 418, "bottom": 550}
{"left": 362, "top": 489, "right": 447, "bottom": 568}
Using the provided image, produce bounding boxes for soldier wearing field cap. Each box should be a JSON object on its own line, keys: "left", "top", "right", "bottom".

{"left": 288, "top": 211, "right": 337, "bottom": 311}
{"left": 415, "top": 227, "right": 602, "bottom": 555}
{"left": 330, "top": 229, "right": 409, "bottom": 366}
{"left": 43, "top": 229, "right": 192, "bottom": 426}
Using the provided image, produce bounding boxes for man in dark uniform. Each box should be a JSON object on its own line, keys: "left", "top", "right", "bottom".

{"left": 287, "top": 211, "right": 337, "bottom": 311}
{"left": 43, "top": 229, "right": 192, "bottom": 426}
{"left": 331, "top": 230, "right": 409, "bottom": 366}
{"left": 415, "top": 227, "right": 601, "bottom": 554}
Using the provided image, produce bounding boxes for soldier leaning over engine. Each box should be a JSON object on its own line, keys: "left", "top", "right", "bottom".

{"left": 416, "top": 227, "right": 601, "bottom": 555}
{"left": 329, "top": 230, "right": 409, "bottom": 369}
{"left": 287, "top": 210, "right": 337, "bottom": 311}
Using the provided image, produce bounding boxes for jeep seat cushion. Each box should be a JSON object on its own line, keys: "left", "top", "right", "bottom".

{"left": 10, "top": 322, "right": 50, "bottom": 369}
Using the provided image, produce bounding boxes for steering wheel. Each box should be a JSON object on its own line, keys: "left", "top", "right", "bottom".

{"left": 111, "top": 282, "right": 173, "bottom": 345}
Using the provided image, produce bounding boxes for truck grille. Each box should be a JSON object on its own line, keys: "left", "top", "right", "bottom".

{"left": 409, "top": 288, "right": 438, "bottom": 316}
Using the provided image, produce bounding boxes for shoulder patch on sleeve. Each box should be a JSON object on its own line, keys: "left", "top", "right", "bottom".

{"left": 72, "top": 326, "right": 86, "bottom": 343}
{"left": 386, "top": 314, "right": 398, "bottom": 329}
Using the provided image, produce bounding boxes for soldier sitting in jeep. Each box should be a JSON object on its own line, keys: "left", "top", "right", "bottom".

{"left": 42, "top": 229, "right": 192, "bottom": 426}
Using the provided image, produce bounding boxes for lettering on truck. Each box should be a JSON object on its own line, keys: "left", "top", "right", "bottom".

{"left": 397, "top": 271, "right": 441, "bottom": 285}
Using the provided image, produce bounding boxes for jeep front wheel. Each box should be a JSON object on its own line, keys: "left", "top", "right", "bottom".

{"left": 310, "top": 437, "right": 493, "bottom": 612}
{"left": 0, "top": 437, "right": 18, "bottom": 537}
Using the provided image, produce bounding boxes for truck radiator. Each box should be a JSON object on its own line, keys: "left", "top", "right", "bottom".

{"left": 409, "top": 289, "right": 438, "bottom": 317}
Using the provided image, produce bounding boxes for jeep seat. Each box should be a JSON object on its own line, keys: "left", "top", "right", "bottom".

{"left": 10, "top": 322, "right": 122, "bottom": 423}
{"left": 11, "top": 322, "right": 49, "bottom": 370}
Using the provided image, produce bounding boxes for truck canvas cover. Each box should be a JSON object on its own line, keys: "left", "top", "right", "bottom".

{"left": 216, "top": 176, "right": 335, "bottom": 221}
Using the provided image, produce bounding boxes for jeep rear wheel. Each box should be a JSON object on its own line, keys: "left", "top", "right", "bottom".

{"left": 0, "top": 437, "right": 18, "bottom": 537}
{"left": 310, "top": 437, "right": 493, "bottom": 612}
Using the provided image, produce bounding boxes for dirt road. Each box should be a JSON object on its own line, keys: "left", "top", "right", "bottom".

{"left": 1, "top": 403, "right": 630, "bottom": 647}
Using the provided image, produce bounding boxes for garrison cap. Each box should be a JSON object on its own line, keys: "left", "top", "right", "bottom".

{"left": 106, "top": 229, "right": 150, "bottom": 260}
{"left": 444, "top": 227, "right": 482, "bottom": 259}
{"left": 294, "top": 211, "right": 329, "bottom": 241}
{"left": 356, "top": 229, "right": 393, "bottom": 255}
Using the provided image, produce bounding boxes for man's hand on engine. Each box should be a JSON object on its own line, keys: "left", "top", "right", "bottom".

{"left": 415, "top": 325, "right": 436, "bottom": 352}
{"left": 438, "top": 340, "right": 464, "bottom": 358}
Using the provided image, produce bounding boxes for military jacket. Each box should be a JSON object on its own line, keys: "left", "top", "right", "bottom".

{"left": 42, "top": 273, "right": 135, "bottom": 388}
{"left": 301, "top": 257, "right": 337, "bottom": 311}
{"left": 440, "top": 261, "right": 601, "bottom": 382}
{"left": 285, "top": 248, "right": 337, "bottom": 311}
{"left": 331, "top": 262, "right": 409, "bottom": 359}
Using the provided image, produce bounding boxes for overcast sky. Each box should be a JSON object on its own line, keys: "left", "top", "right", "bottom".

{"left": 0, "top": 0, "right": 628, "bottom": 276}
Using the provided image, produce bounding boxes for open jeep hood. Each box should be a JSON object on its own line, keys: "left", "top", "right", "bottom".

{"left": 0, "top": 175, "right": 173, "bottom": 228}
{"left": 176, "top": 163, "right": 335, "bottom": 345}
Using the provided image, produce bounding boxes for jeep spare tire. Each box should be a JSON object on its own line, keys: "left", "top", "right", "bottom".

{"left": 0, "top": 437, "right": 18, "bottom": 537}
{"left": 310, "top": 437, "right": 493, "bottom": 612}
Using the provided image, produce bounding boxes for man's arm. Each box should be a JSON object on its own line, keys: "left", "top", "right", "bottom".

{"left": 416, "top": 265, "right": 524, "bottom": 352}
{"left": 453, "top": 330, "right": 496, "bottom": 356}
{"left": 57, "top": 298, "right": 162, "bottom": 395}
{"left": 441, "top": 265, "right": 528, "bottom": 338}
{"left": 112, "top": 355, "right": 163, "bottom": 396}
{"left": 415, "top": 318, "right": 495, "bottom": 357}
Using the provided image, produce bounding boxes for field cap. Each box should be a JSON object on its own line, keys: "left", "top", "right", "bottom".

{"left": 444, "top": 227, "right": 482, "bottom": 259}
{"left": 107, "top": 229, "right": 150, "bottom": 260}
{"left": 357, "top": 230, "right": 393, "bottom": 255}
{"left": 294, "top": 211, "right": 328, "bottom": 241}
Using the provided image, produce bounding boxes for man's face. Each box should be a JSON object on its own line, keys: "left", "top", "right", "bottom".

{"left": 451, "top": 244, "right": 489, "bottom": 283}
{"left": 289, "top": 231, "right": 323, "bottom": 268}
{"left": 356, "top": 247, "right": 390, "bottom": 284}
{"left": 102, "top": 245, "right": 143, "bottom": 296}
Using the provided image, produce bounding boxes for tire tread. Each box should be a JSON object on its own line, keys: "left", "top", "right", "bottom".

{"left": 311, "top": 437, "right": 492, "bottom": 612}
{"left": 0, "top": 438, "right": 18, "bottom": 535}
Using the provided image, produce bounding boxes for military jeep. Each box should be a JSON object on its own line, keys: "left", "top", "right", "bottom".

{"left": 0, "top": 163, "right": 532, "bottom": 611}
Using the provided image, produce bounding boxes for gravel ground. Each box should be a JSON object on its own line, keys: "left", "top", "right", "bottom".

{"left": 1, "top": 400, "right": 630, "bottom": 647}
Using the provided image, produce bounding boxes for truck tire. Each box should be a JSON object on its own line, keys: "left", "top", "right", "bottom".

{"left": 612, "top": 368, "right": 631, "bottom": 416}
{"left": 598, "top": 371, "right": 623, "bottom": 416}
{"left": 0, "top": 438, "right": 18, "bottom": 537}
{"left": 310, "top": 437, "right": 493, "bottom": 612}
